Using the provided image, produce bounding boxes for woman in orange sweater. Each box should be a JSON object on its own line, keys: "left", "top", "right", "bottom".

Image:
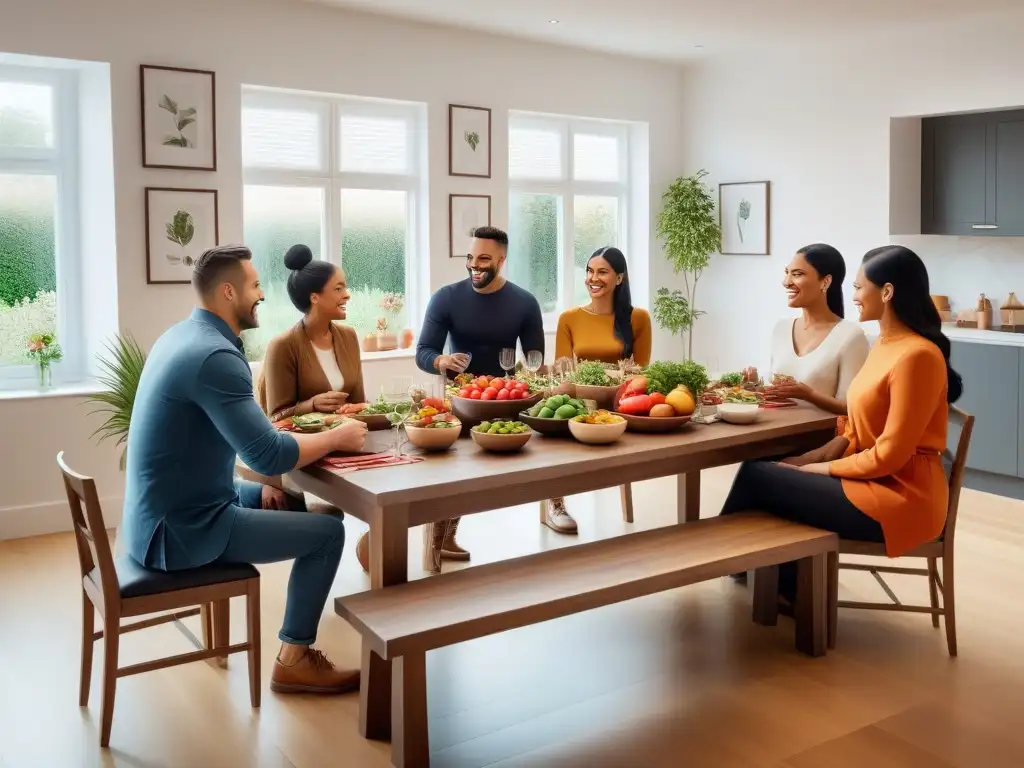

{"left": 547, "top": 246, "right": 651, "bottom": 533}
{"left": 720, "top": 245, "right": 962, "bottom": 605}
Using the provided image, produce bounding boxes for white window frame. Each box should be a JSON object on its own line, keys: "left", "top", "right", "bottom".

{"left": 508, "top": 111, "right": 630, "bottom": 327}
{"left": 241, "top": 88, "right": 424, "bottom": 334}
{"left": 0, "top": 63, "right": 82, "bottom": 389}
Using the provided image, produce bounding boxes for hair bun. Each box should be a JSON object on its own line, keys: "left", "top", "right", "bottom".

{"left": 284, "top": 244, "right": 313, "bottom": 271}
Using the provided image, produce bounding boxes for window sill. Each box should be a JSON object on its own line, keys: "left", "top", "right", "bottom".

{"left": 0, "top": 379, "right": 104, "bottom": 402}
{"left": 360, "top": 347, "right": 417, "bottom": 362}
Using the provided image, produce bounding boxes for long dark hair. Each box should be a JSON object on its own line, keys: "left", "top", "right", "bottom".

{"left": 862, "top": 245, "right": 962, "bottom": 403}
{"left": 797, "top": 243, "right": 846, "bottom": 318}
{"left": 284, "top": 244, "right": 336, "bottom": 313}
{"left": 588, "top": 246, "right": 634, "bottom": 359}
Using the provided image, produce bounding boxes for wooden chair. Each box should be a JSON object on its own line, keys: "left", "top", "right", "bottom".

{"left": 59, "top": 453, "right": 262, "bottom": 747}
{"left": 828, "top": 406, "right": 974, "bottom": 655}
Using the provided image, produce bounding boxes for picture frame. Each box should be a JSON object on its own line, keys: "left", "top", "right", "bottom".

{"left": 145, "top": 187, "right": 219, "bottom": 285}
{"left": 719, "top": 181, "right": 771, "bottom": 255}
{"left": 449, "top": 194, "right": 492, "bottom": 258}
{"left": 449, "top": 104, "right": 492, "bottom": 178}
{"left": 140, "top": 64, "right": 217, "bottom": 171}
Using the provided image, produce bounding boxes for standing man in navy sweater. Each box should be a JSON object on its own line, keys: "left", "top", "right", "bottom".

{"left": 415, "top": 226, "right": 551, "bottom": 564}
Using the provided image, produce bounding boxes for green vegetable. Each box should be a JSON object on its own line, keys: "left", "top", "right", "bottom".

{"left": 643, "top": 360, "right": 710, "bottom": 397}
{"left": 474, "top": 419, "right": 529, "bottom": 435}
{"left": 555, "top": 404, "right": 579, "bottom": 420}
{"left": 544, "top": 395, "right": 569, "bottom": 410}
{"left": 570, "top": 360, "right": 614, "bottom": 387}
{"left": 528, "top": 403, "right": 543, "bottom": 417}
{"left": 538, "top": 406, "right": 555, "bottom": 418}
{"left": 718, "top": 372, "right": 743, "bottom": 387}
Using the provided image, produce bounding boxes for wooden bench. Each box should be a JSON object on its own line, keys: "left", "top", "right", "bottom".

{"left": 336, "top": 512, "right": 838, "bottom": 767}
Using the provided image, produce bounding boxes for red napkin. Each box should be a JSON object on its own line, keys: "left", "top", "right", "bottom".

{"left": 760, "top": 398, "right": 797, "bottom": 409}
{"left": 316, "top": 452, "right": 424, "bottom": 473}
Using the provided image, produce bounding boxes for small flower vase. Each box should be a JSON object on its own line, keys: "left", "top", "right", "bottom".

{"left": 37, "top": 361, "right": 52, "bottom": 388}
{"left": 376, "top": 332, "right": 398, "bottom": 351}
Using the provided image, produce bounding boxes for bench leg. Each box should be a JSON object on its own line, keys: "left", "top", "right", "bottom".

{"left": 676, "top": 471, "right": 700, "bottom": 524}
{"left": 827, "top": 550, "right": 838, "bottom": 650}
{"left": 795, "top": 553, "right": 827, "bottom": 657}
{"left": 392, "top": 652, "right": 429, "bottom": 767}
{"left": 752, "top": 565, "right": 779, "bottom": 626}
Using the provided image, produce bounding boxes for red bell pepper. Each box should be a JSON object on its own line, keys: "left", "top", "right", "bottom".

{"left": 618, "top": 394, "right": 653, "bottom": 416}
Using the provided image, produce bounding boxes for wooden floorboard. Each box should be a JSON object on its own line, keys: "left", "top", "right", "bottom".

{"left": 1, "top": 466, "right": 1023, "bottom": 767}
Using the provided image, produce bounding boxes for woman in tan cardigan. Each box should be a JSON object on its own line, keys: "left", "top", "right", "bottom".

{"left": 257, "top": 244, "right": 371, "bottom": 571}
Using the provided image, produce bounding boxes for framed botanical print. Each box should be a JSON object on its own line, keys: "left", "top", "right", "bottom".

{"left": 449, "top": 104, "right": 491, "bottom": 178}
{"left": 145, "top": 187, "right": 219, "bottom": 284}
{"left": 140, "top": 65, "right": 217, "bottom": 170}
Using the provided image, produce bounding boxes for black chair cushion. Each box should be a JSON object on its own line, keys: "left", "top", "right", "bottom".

{"left": 90, "top": 556, "right": 259, "bottom": 599}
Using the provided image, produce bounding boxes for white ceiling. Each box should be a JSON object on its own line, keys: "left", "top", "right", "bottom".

{"left": 305, "top": 0, "right": 1023, "bottom": 61}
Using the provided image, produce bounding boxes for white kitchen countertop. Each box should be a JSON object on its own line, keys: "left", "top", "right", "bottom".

{"left": 866, "top": 324, "right": 1024, "bottom": 348}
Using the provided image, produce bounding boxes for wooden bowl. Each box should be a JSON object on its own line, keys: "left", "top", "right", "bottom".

{"left": 405, "top": 421, "right": 461, "bottom": 451}
{"left": 470, "top": 427, "right": 533, "bottom": 452}
{"left": 573, "top": 384, "right": 619, "bottom": 410}
{"left": 518, "top": 411, "right": 572, "bottom": 436}
{"left": 567, "top": 418, "right": 627, "bottom": 445}
{"left": 351, "top": 413, "right": 391, "bottom": 431}
{"left": 616, "top": 412, "right": 692, "bottom": 433}
{"left": 451, "top": 393, "right": 543, "bottom": 425}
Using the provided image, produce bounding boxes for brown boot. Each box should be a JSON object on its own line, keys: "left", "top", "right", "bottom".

{"left": 542, "top": 498, "right": 578, "bottom": 535}
{"left": 270, "top": 647, "right": 360, "bottom": 694}
{"left": 440, "top": 518, "right": 470, "bottom": 561}
{"left": 356, "top": 532, "right": 369, "bottom": 574}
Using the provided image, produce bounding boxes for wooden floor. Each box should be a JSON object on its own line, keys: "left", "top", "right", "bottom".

{"left": 2, "top": 466, "right": 1023, "bottom": 767}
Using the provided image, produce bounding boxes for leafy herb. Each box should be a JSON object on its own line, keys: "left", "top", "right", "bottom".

{"left": 569, "top": 360, "right": 614, "bottom": 387}
{"left": 362, "top": 394, "right": 411, "bottom": 416}
{"left": 643, "top": 360, "right": 710, "bottom": 397}
{"left": 717, "top": 371, "right": 743, "bottom": 387}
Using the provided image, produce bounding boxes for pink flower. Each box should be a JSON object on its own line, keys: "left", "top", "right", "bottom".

{"left": 27, "top": 339, "right": 44, "bottom": 352}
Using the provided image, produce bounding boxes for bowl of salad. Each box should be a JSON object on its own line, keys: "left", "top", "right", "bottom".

{"left": 570, "top": 360, "right": 620, "bottom": 409}
{"left": 567, "top": 410, "right": 627, "bottom": 445}
{"left": 405, "top": 416, "right": 462, "bottom": 451}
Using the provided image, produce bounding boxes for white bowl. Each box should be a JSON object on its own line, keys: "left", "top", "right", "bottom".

{"left": 567, "top": 417, "right": 627, "bottom": 445}
{"left": 718, "top": 403, "right": 760, "bottom": 425}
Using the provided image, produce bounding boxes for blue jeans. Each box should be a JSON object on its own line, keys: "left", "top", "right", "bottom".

{"left": 215, "top": 482, "right": 345, "bottom": 645}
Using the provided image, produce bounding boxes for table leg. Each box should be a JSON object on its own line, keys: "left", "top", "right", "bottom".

{"left": 795, "top": 552, "right": 827, "bottom": 657}
{"left": 676, "top": 471, "right": 701, "bottom": 524}
{"left": 359, "top": 504, "right": 409, "bottom": 741}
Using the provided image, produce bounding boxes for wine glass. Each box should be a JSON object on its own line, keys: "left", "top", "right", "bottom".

{"left": 387, "top": 401, "right": 412, "bottom": 458}
{"left": 524, "top": 349, "right": 544, "bottom": 388}
{"left": 499, "top": 348, "right": 516, "bottom": 379}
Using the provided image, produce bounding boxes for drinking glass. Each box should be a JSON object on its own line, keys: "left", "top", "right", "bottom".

{"left": 500, "top": 348, "right": 516, "bottom": 379}
{"left": 387, "top": 402, "right": 411, "bottom": 458}
{"left": 524, "top": 349, "right": 545, "bottom": 388}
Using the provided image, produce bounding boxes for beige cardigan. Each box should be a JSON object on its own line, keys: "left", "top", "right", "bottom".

{"left": 257, "top": 321, "right": 366, "bottom": 422}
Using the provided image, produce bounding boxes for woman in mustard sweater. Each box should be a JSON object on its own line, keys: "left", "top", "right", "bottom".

{"left": 720, "top": 245, "right": 962, "bottom": 607}
{"left": 546, "top": 246, "right": 651, "bottom": 533}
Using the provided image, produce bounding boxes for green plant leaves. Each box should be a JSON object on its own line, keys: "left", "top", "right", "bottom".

{"left": 652, "top": 287, "right": 701, "bottom": 336}
{"left": 465, "top": 130, "right": 480, "bottom": 151}
{"left": 158, "top": 94, "right": 178, "bottom": 115}
{"left": 656, "top": 169, "right": 722, "bottom": 276}
{"left": 165, "top": 210, "right": 195, "bottom": 247}
{"left": 85, "top": 333, "right": 147, "bottom": 471}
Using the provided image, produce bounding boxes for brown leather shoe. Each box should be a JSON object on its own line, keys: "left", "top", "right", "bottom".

{"left": 270, "top": 647, "right": 360, "bottom": 695}
{"left": 440, "top": 518, "right": 470, "bottom": 561}
{"left": 542, "top": 498, "right": 578, "bottom": 535}
{"left": 356, "top": 532, "right": 369, "bottom": 573}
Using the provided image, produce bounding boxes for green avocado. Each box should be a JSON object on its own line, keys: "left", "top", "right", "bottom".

{"left": 555, "top": 404, "right": 579, "bottom": 420}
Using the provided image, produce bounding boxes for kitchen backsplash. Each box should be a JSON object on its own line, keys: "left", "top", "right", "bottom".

{"left": 892, "top": 235, "right": 1024, "bottom": 313}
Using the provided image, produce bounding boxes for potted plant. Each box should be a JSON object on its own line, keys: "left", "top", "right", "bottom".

{"left": 25, "top": 332, "right": 63, "bottom": 387}
{"left": 85, "top": 333, "right": 148, "bottom": 470}
{"left": 655, "top": 169, "right": 722, "bottom": 358}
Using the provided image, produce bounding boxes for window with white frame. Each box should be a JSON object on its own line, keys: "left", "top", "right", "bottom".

{"left": 507, "top": 111, "right": 629, "bottom": 320}
{"left": 240, "top": 87, "right": 425, "bottom": 360}
{"left": 0, "top": 64, "right": 83, "bottom": 384}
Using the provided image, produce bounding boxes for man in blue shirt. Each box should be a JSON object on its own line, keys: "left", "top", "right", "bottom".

{"left": 123, "top": 245, "right": 368, "bottom": 695}
{"left": 414, "top": 227, "right": 547, "bottom": 566}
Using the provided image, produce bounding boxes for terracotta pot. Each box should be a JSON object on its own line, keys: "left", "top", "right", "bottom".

{"left": 399, "top": 328, "right": 415, "bottom": 349}
{"left": 362, "top": 334, "right": 377, "bottom": 353}
{"left": 376, "top": 332, "right": 398, "bottom": 351}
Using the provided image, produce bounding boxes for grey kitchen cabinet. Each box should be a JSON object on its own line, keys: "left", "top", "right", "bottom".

{"left": 947, "top": 341, "right": 1019, "bottom": 477}
{"left": 921, "top": 109, "right": 1024, "bottom": 236}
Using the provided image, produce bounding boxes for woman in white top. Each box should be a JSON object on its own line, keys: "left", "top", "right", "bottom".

{"left": 767, "top": 243, "right": 870, "bottom": 415}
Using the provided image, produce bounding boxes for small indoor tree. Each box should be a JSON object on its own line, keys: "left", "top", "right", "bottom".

{"left": 86, "top": 333, "right": 148, "bottom": 470}
{"left": 655, "top": 169, "right": 722, "bottom": 358}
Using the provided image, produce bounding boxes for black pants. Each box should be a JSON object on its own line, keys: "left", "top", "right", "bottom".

{"left": 720, "top": 461, "right": 884, "bottom": 601}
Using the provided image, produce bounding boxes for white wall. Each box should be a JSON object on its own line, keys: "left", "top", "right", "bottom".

{"left": 0, "top": 0, "right": 687, "bottom": 538}
{"left": 681, "top": 9, "right": 1024, "bottom": 374}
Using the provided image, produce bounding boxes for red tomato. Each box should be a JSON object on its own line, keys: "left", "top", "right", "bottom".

{"left": 481, "top": 389, "right": 496, "bottom": 401}
{"left": 510, "top": 389, "right": 524, "bottom": 400}
{"left": 470, "top": 390, "right": 482, "bottom": 400}
{"left": 470, "top": 385, "right": 482, "bottom": 395}
{"left": 491, "top": 379, "right": 506, "bottom": 390}
{"left": 496, "top": 388, "right": 510, "bottom": 400}
{"left": 649, "top": 392, "right": 667, "bottom": 406}
{"left": 421, "top": 415, "right": 433, "bottom": 424}
{"left": 422, "top": 397, "right": 444, "bottom": 410}
{"left": 515, "top": 381, "right": 529, "bottom": 392}
{"left": 475, "top": 377, "right": 490, "bottom": 389}
{"left": 458, "top": 387, "right": 472, "bottom": 398}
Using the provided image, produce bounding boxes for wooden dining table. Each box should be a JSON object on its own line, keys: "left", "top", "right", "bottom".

{"left": 239, "top": 405, "right": 836, "bottom": 743}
